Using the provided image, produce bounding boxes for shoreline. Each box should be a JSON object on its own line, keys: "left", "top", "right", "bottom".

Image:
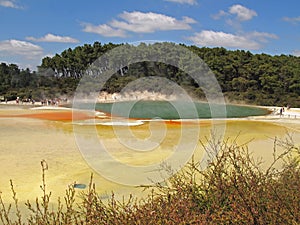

{"left": 1, "top": 89, "right": 300, "bottom": 124}
{"left": 1, "top": 99, "right": 300, "bottom": 122}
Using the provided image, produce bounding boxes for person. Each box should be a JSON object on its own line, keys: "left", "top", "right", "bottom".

{"left": 279, "top": 107, "right": 283, "bottom": 117}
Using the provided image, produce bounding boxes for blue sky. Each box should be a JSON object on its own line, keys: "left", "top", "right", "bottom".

{"left": 0, "top": 0, "right": 299, "bottom": 70}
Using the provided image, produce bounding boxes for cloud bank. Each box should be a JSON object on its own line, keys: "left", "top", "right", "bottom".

{"left": 0, "top": 40, "right": 43, "bottom": 58}
{"left": 0, "top": 0, "right": 22, "bottom": 9}
{"left": 187, "top": 30, "right": 277, "bottom": 50}
{"left": 82, "top": 11, "right": 196, "bottom": 37}
{"left": 26, "top": 33, "right": 79, "bottom": 43}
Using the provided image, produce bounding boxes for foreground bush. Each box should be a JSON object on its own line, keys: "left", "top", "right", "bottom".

{"left": 0, "top": 135, "right": 299, "bottom": 224}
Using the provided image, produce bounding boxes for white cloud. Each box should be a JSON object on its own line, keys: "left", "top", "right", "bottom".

{"left": 188, "top": 30, "right": 259, "bottom": 49}
{"left": 292, "top": 50, "right": 300, "bottom": 56}
{"left": 187, "top": 30, "right": 277, "bottom": 50}
{"left": 283, "top": 16, "right": 300, "bottom": 24}
{"left": 0, "top": 0, "right": 21, "bottom": 9}
{"left": 164, "top": 0, "right": 197, "bottom": 5}
{"left": 229, "top": 4, "right": 257, "bottom": 21}
{"left": 212, "top": 10, "right": 228, "bottom": 20}
{"left": 26, "top": 33, "right": 79, "bottom": 43}
{"left": 214, "top": 4, "right": 257, "bottom": 23}
{"left": 111, "top": 11, "right": 196, "bottom": 33}
{"left": 82, "top": 23, "right": 127, "bottom": 37}
{"left": 82, "top": 11, "right": 196, "bottom": 37}
{"left": 0, "top": 40, "right": 43, "bottom": 58}
{"left": 246, "top": 31, "right": 278, "bottom": 43}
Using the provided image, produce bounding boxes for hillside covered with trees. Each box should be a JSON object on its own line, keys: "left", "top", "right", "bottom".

{"left": 0, "top": 42, "right": 299, "bottom": 107}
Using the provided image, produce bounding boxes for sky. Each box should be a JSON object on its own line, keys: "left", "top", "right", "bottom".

{"left": 0, "top": 0, "right": 299, "bottom": 70}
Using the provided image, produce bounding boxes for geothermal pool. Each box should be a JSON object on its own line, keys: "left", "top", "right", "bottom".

{"left": 93, "top": 101, "right": 270, "bottom": 119}
{"left": 0, "top": 103, "right": 299, "bottom": 212}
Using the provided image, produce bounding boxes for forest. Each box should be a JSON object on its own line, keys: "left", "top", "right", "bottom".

{"left": 0, "top": 41, "right": 299, "bottom": 107}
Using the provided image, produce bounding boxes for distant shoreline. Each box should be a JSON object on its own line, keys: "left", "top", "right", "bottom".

{"left": 1, "top": 90, "right": 300, "bottom": 121}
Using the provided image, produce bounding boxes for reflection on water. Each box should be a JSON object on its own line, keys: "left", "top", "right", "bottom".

{"left": 0, "top": 107, "right": 299, "bottom": 210}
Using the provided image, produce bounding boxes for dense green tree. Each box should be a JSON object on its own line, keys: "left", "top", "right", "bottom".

{"left": 0, "top": 42, "right": 299, "bottom": 107}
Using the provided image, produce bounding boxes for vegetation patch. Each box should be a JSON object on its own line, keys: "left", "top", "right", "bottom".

{"left": 1, "top": 43, "right": 299, "bottom": 107}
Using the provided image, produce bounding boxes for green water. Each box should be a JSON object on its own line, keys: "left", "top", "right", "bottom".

{"left": 94, "top": 101, "right": 270, "bottom": 119}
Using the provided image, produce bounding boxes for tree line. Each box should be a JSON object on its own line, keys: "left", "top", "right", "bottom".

{"left": 0, "top": 41, "right": 299, "bottom": 107}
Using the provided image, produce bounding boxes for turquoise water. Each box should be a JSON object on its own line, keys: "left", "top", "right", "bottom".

{"left": 94, "top": 101, "right": 270, "bottom": 119}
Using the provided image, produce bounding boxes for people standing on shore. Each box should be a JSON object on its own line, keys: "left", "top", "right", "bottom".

{"left": 279, "top": 107, "right": 283, "bottom": 117}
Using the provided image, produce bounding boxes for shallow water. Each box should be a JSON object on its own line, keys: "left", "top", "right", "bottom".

{"left": 0, "top": 106, "right": 299, "bottom": 211}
